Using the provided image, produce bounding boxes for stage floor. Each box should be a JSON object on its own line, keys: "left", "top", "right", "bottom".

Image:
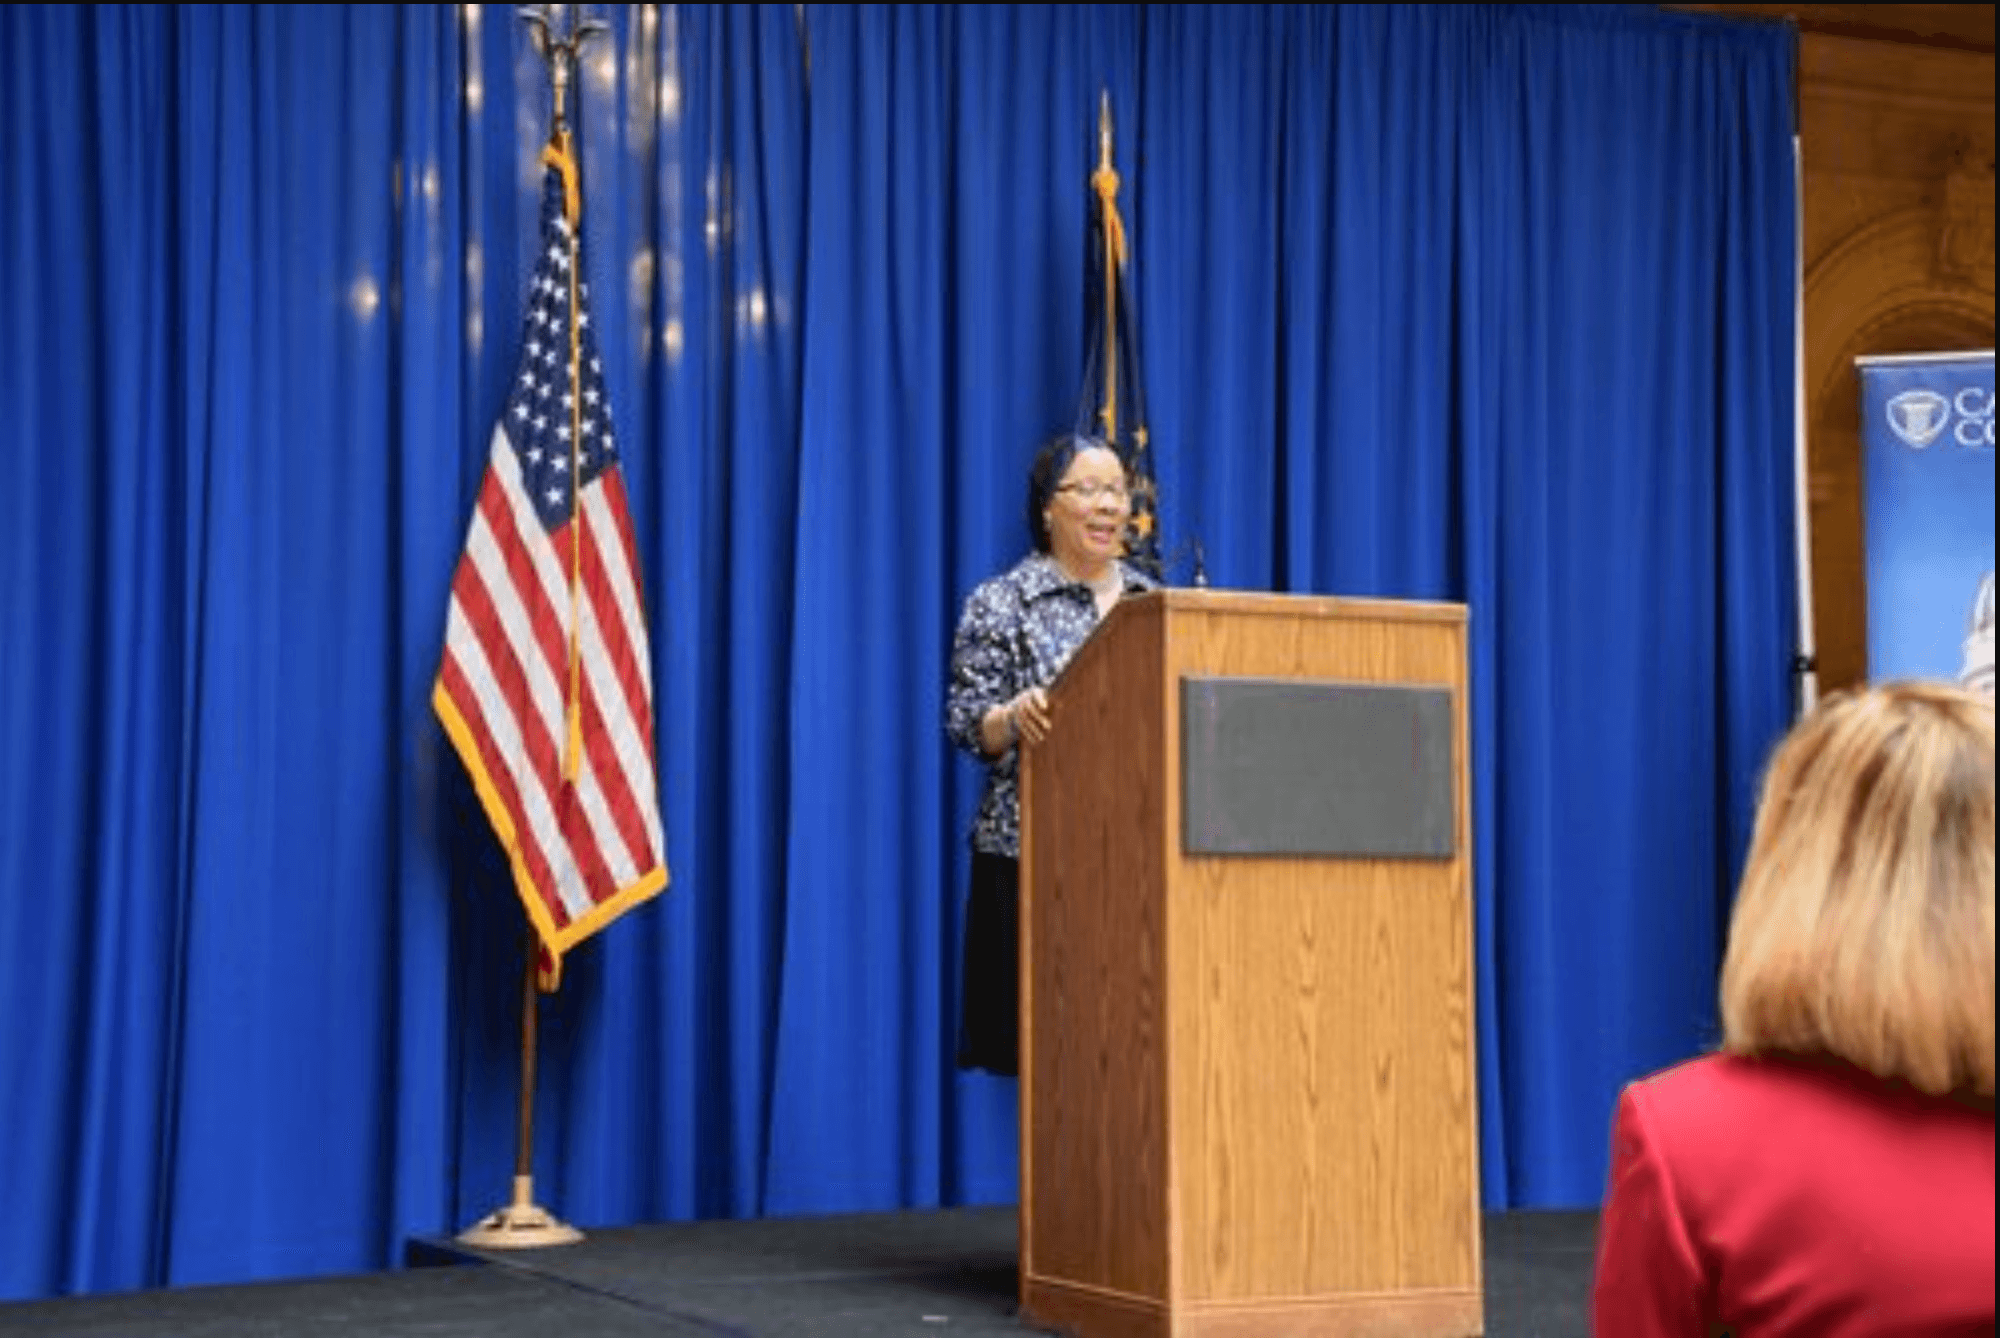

{"left": 0, "top": 1206, "right": 1597, "bottom": 1337}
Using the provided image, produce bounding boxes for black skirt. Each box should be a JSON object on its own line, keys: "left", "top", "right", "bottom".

{"left": 956, "top": 850, "right": 1020, "bottom": 1077}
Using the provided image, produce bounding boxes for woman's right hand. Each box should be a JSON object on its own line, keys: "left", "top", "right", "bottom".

{"left": 1008, "top": 687, "right": 1051, "bottom": 746}
{"left": 983, "top": 686, "right": 1051, "bottom": 755}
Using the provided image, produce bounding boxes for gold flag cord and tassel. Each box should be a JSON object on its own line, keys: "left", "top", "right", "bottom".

{"left": 1093, "top": 92, "right": 1126, "bottom": 442}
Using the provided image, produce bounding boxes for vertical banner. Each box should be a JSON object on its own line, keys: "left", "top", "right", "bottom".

{"left": 1857, "top": 351, "right": 1995, "bottom": 691}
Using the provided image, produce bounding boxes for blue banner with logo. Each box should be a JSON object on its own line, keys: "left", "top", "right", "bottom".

{"left": 1858, "top": 352, "right": 1995, "bottom": 691}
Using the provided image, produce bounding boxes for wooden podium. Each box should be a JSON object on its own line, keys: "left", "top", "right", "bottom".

{"left": 1018, "top": 590, "right": 1482, "bottom": 1338}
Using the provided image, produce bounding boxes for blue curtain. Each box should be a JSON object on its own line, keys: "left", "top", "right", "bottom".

{"left": 0, "top": 2, "right": 1796, "bottom": 1300}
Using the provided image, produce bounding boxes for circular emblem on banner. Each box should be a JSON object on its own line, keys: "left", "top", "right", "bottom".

{"left": 1886, "top": 389, "right": 1951, "bottom": 449}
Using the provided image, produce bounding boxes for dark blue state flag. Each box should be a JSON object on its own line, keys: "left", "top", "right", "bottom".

{"left": 1074, "top": 93, "right": 1162, "bottom": 579}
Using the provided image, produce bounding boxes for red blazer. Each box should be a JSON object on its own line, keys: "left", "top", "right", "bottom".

{"left": 1592, "top": 1053, "right": 1995, "bottom": 1337}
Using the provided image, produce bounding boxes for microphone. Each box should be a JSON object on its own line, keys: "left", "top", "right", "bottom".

{"left": 1160, "top": 533, "right": 1209, "bottom": 589}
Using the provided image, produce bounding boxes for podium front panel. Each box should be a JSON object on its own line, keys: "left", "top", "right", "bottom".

{"left": 1162, "top": 597, "right": 1480, "bottom": 1315}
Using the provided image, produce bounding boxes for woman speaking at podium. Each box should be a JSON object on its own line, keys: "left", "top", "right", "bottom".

{"left": 944, "top": 433, "right": 1157, "bottom": 1076}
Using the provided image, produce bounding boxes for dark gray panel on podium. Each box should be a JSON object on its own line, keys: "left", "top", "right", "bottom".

{"left": 1180, "top": 677, "right": 1456, "bottom": 857}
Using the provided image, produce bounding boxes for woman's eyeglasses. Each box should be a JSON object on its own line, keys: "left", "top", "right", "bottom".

{"left": 1055, "top": 481, "right": 1131, "bottom": 504}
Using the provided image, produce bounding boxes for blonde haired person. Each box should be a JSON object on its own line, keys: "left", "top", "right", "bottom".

{"left": 1592, "top": 682, "right": 1994, "bottom": 1337}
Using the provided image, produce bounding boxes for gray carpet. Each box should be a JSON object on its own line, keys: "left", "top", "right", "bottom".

{"left": 0, "top": 1207, "right": 1598, "bottom": 1337}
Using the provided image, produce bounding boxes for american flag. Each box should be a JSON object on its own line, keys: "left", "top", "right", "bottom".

{"left": 433, "top": 152, "right": 667, "bottom": 990}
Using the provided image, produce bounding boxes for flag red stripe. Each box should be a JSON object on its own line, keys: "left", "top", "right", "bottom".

{"left": 458, "top": 517, "right": 630, "bottom": 912}
{"left": 446, "top": 561, "right": 612, "bottom": 918}
{"left": 551, "top": 767, "right": 623, "bottom": 910}
{"left": 450, "top": 543, "right": 567, "bottom": 804}
{"left": 601, "top": 471, "right": 658, "bottom": 729}
{"left": 575, "top": 652, "right": 655, "bottom": 876}
{"left": 545, "top": 506, "right": 654, "bottom": 880}
{"left": 569, "top": 505, "right": 659, "bottom": 872}
{"left": 436, "top": 650, "right": 572, "bottom": 932}
{"left": 577, "top": 495, "right": 657, "bottom": 771}
{"left": 477, "top": 471, "right": 570, "bottom": 684}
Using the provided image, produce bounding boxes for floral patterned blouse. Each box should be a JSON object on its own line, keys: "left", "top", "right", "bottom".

{"left": 945, "top": 552, "right": 1159, "bottom": 857}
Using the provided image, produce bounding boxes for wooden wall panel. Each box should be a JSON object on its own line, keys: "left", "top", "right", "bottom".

{"left": 1673, "top": 6, "right": 1994, "bottom": 691}
{"left": 1797, "top": 32, "right": 1993, "bottom": 690}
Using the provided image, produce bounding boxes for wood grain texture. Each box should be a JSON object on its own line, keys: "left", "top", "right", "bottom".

{"left": 1022, "top": 591, "right": 1480, "bottom": 1338}
{"left": 1022, "top": 1275, "right": 1482, "bottom": 1338}
{"left": 1022, "top": 594, "right": 1172, "bottom": 1303}
{"left": 1668, "top": 5, "right": 1994, "bottom": 55}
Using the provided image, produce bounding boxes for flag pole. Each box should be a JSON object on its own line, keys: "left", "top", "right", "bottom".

{"left": 457, "top": 3, "right": 607, "bottom": 1251}
{"left": 459, "top": 934, "right": 582, "bottom": 1247}
{"left": 1087, "top": 87, "right": 1159, "bottom": 573}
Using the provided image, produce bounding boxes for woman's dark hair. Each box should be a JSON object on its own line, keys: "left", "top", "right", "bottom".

{"left": 1026, "top": 432, "right": 1119, "bottom": 553}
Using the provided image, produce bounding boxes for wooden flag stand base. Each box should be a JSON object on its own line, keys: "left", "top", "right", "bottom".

{"left": 459, "top": 933, "right": 583, "bottom": 1250}
{"left": 458, "top": 1174, "right": 582, "bottom": 1249}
